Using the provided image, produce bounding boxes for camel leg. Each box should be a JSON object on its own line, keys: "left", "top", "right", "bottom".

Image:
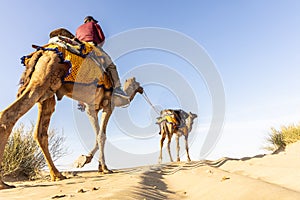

{"left": 158, "top": 133, "right": 166, "bottom": 164}
{"left": 176, "top": 134, "right": 180, "bottom": 162}
{"left": 34, "top": 96, "right": 66, "bottom": 181}
{"left": 184, "top": 135, "right": 191, "bottom": 162}
{"left": 165, "top": 123, "right": 174, "bottom": 163}
{"left": 0, "top": 117, "right": 17, "bottom": 190}
{"left": 97, "top": 108, "right": 113, "bottom": 174}
{"left": 0, "top": 119, "right": 16, "bottom": 189}
{"left": 0, "top": 51, "right": 68, "bottom": 189}
{"left": 74, "top": 105, "right": 100, "bottom": 168}
{"left": 0, "top": 85, "right": 48, "bottom": 189}
{"left": 167, "top": 134, "right": 174, "bottom": 163}
{"left": 86, "top": 105, "right": 100, "bottom": 158}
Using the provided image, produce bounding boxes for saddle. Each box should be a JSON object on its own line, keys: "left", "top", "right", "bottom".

{"left": 49, "top": 28, "right": 76, "bottom": 39}
{"left": 20, "top": 28, "right": 112, "bottom": 91}
{"left": 156, "top": 109, "right": 188, "bottom": 128}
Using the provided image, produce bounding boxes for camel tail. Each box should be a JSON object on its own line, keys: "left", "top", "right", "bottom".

{"left": 17, "top": 50, "right": 44, "bottom": 97}
{"left": 161, "top": 121, "right": 171, "bottom": 136}
{"left": 158, "top": 120, "right": 167, "bottom": 135}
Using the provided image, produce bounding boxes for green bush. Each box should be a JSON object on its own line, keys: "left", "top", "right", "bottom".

{"left": 266, "top": 123, "right": 300, "bottom": 153}
{"left": 1, "top": 123, "right": 67, "bottom": 179}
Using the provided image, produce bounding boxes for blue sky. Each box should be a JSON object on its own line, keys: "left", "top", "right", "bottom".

{"left": 0, "top": 1, "right": 300, "bottom": 169}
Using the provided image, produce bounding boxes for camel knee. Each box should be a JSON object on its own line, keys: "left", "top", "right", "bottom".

{"left": 167, "top": 140, "right": 171, "bottom": 147}
{"left": 0, "top": 123, "right": 13, "bottom": 162}
{"left": 0, "top": 123, "right": 12, "bottom": 138}
{"left": 97, "top": 133, "right": 106, "bottom": 143}
{"left": 0, "top": 112, "right": 16, "bottom": 133}
{"left": 160, "top": 137, "right": 165, "bottom": 147}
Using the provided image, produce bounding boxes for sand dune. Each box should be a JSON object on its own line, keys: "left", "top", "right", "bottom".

{"left": 1, "top": 142, "right": 300, "bottom": 199}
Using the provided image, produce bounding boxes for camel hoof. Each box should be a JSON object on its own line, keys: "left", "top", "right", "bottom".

{"left": 101, "top": 169, "right": 113, "bottom": 174}
{"left": 158, "top": 158, "right": 162, "bottom": 164}
{"left": 52, "top": 176, "right": 67, "bottom": 181}
{"left": 51, "top": 173, "right": 67, "bottom": 181}
{"left": 98, "top": 165, "right": 113, "bottom": 174}
{"left": 0, "top": 181, "right": 15, "bottom": 190}
{"left": 74, "top": 155, "right": 93, "bottom": 168}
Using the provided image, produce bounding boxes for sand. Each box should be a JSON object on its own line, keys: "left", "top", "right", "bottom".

{"left": 1, "top": 141, "right": 300, "bottom": 200}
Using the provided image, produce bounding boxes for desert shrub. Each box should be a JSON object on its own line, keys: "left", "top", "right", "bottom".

{"left": 1, "top": 123, "right": 67, "bottom": 179}
{"left": 266, "top": 123, "right": 300, "bottom": 152}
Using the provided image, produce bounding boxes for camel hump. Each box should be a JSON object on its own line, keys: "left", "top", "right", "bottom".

{"left": 158, "top": 109, "right": 189, "bottom": 127}
{"left": 175, "top": 109, "right": 189, "bottom": 120}
{"left": 173, "top": 109, "right": 189, "bottom": 126}
{"left": 49, "top": 28, "right": 75, "bottom": 39}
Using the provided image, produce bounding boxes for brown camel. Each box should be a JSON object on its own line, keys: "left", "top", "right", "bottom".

{"left": 157, "top": 109, "right": 197, "bottom": 163}
{"left": 0, "top": 39, "right": 143, "bottom": 189}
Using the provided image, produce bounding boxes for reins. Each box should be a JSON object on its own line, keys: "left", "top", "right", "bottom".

{"left": 141, "top": 90, "right": 160, "bottom": 115}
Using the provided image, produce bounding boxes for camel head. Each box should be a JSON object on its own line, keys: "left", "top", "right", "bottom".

{"left": 123, "top": 77, "right": 143, "bottom": 98}
{"left": 188, "top": 112, "right": 198, "bottom": 120}
{"left": 113, "top": 77, "right": 143, "bottom": 107}
{"left": 186, "top": 112, "right": 197, "bottom": 132}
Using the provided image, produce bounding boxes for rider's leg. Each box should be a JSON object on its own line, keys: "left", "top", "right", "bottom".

{"left": 105, "top": 63, "right": 127, "bottom": 96}
{"left": 98, "top": 48, "right": 128, "bottom": 98}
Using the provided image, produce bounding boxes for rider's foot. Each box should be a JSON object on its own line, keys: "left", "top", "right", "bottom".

{"left": 113, "top": 87, "right": 129, "bottom": 98}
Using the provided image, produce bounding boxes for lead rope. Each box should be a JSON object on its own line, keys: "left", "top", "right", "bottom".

{"left": 142, "top": 90, "right": 160, "bottom": 115}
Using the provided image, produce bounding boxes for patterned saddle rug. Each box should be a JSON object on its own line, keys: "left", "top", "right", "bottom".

{"left": 21, "top": 36, "right": 112, "bottom": 90}
{"left": 156, "top": 109, "right": 188, "bottom": 127}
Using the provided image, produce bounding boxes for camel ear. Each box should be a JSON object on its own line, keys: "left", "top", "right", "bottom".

{"left": 189, "top": 112, "right": 197, "bottom": 118}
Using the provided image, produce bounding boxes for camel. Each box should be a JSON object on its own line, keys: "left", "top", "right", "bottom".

{"left": 0, "top": 34, "right": 143, "bottom": 189}
{"left": 157, "top": 109, "right": 197, "bottom": 163}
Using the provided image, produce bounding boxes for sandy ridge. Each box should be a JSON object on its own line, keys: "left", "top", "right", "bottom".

{"left": 1, "top": 142, "right": 300, "bottom": 199}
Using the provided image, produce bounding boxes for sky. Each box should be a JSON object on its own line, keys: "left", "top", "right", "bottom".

{"left": 0, "top": 0, "right": 300, "bottom": 170}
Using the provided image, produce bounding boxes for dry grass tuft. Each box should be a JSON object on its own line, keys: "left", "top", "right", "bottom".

{"left": 1, "top": 123, "right": 67, "bottom": 180}
{"left": 266, "top": 123, "right": 300, "bottom": 153}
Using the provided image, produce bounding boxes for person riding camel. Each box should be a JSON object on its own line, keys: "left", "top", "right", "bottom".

{"left": 76, "top": 16, "right": 128, "bottom": 98}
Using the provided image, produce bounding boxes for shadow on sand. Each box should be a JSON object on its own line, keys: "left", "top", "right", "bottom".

{"left": 131, "top": 167, "right": 176, "bottom": 200}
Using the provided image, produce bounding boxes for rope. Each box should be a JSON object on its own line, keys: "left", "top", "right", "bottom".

{"left": 142, "top": 90, "right": 160, "bottom": 115}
